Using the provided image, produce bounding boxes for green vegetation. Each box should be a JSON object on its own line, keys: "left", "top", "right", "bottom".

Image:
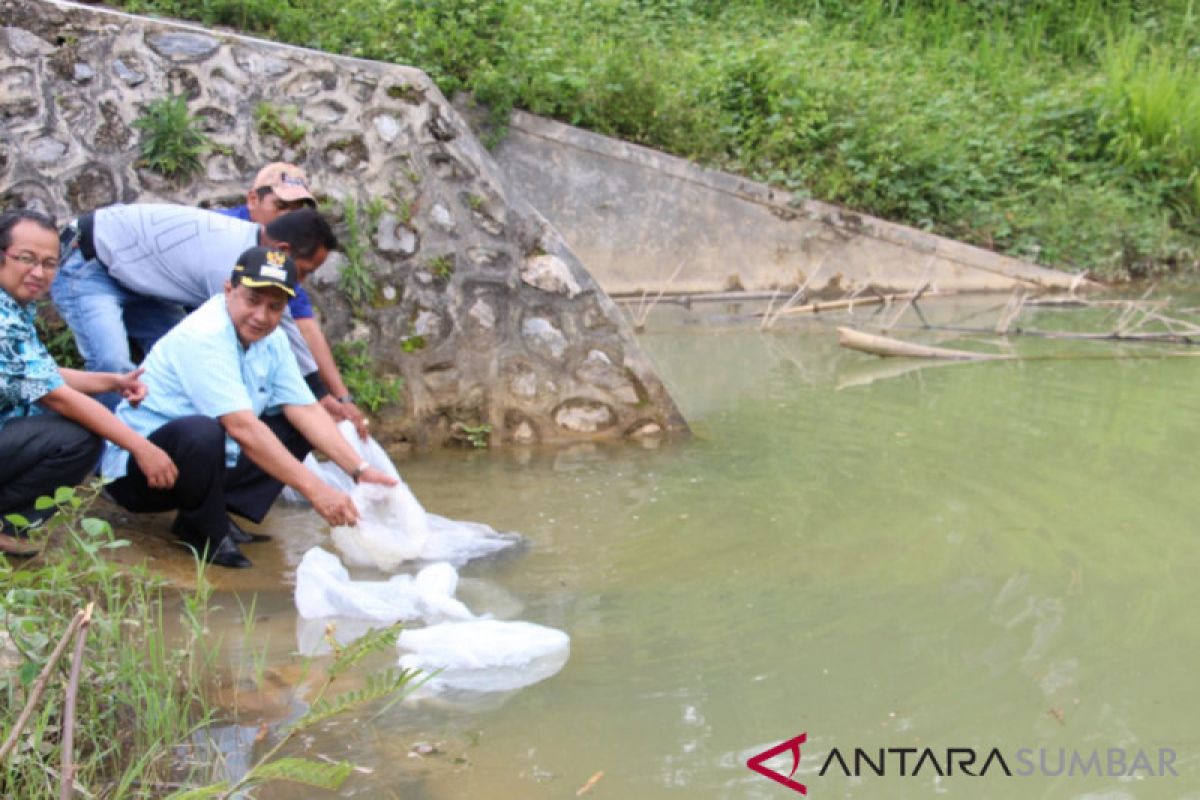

{"left": 333, "top": 340, "right": 404, "bottom": 412}
{"left": 428, "top": 253, "right": 455, "bottom": 281}
{"left": 456, "top": 422, "right": 492, "bottom": 449}
{"left": 133, "top": 95, "right": 211, "bottom": 180}
{"left": 166, "top": 624, "right": 420, "bottom": 799}
{"left": 1, "top": 483, "right": 216, "bottom": 798}
{"left": 110, "top": 0, "right": 1200, "bottom": 278}
{"left": 34, "top": 303, "right": 82, "bottom": 369}
{"left": 2, "top": 483, "right": 422, "bottom": 798}
{"left": 338, "top": 198, "right": 385, "bottom": 306}
{"left": 253, "top": 101, "right": 309, "bottom": 147}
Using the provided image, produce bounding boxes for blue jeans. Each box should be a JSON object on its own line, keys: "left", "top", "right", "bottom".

{"left": 52, "top": 249, "right": 185, "bottom": 406}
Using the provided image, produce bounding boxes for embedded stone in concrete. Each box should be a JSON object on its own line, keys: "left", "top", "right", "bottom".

{"left": 426, "top": 109, "right": 457, "bottom": 142}
{"left": 27, "top": 135, "right": 67, "bottom": 164}
{"left": 303, "top": 99, "right": 348, "bottom": 125}
{"left": 505, "top": 361, "right": 539, "bottom": 399}
{"left": 374, "top": 214, "right": 418, "bottom": 256}
{"left": 351, "top": 78, "right": 376, "bottom": 103}
{"left": 430, "top": 203, "right": 455, "bottom": 234}
{"left": 196, "top": 106, "right": 236, "bottom": 134}
{"left": 466, "top": 246, "right": 509, "bottom": 270}
{"left": 422, "top": 363, "right": 459, "bottom": 394}
{"left": 4, "top": 27, "right": 52, "bottom": 56}
{"left": 71, "top": 62, "right": 93, "bottom": 83}
{"left": 207, "top": 68, "right": 242, "bottom": 104}
{"left": 504, "top": 410, "right": 538, "bottom": 444}
{"left": 204, "top": 153, "right": 248, "bottom": 183}
{"left": 413, "top": 308, "right": 444, "bottom": 340}
{"left": 324, "top": 135, "right": 368, "bottom": 172}
{"left": 372, "top": 113, "right": 401, "bottom": 143}
{"left": 166, "top": 67, "right": 200, "bottom": 99}
{"left": 521, "top": 253, "right": 582, "bottom": 298}
{"left": 285, "top": 70, "right": 337, "bottom": 98}
{"left": 112, "top": 57, "right": 145, "bottom": 86}
{"left": 467, "top": 297, "right": 496, "bottom": 330}
{"left": 427, "top": 147, "right": 475, "bottom": 181}
{"left": 0, "top": 179, "right": 54, "bottom": 213}
{"left": 522, "top": 316, "right": 567, "bottom": 361}
{"left": 146, "top": 31, "right": 220, "bottom": 61}
{"left": 553, "top": 399, "right": 617, "bottom": 433}
{"left": 232, "top": 46, "right": 291, "bottom": 78}
{"left": 64, "top": 164, "right": 118, "bottom": 212}
{"left": 627, "top": 420, "right": 664, "bottom": 438}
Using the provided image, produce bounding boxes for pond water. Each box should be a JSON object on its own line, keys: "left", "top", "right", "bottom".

{"left": 199, "top": 296, "right": 1200, "bottom": 799}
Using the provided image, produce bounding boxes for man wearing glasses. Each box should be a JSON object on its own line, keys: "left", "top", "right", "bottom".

{"left": 0, "top": 209, "right": 177, "bottom": 556}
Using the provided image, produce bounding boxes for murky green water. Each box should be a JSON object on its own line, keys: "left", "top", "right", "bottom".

{"left": 206, "top": 297, "right": 1200, "bottom": 799}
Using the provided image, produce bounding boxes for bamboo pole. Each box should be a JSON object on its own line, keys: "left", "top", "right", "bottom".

{"left": 0, "top": 607, "right": 89, "bottom": 763}
{"left": 837, "top": 327, "right": 1016, "bottom": 360}
{"left": 60, "top": 602, "right": 94, "bottom": 800}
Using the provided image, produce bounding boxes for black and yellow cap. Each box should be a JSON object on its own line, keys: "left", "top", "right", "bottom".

{"left": 231, "top": 246, "right": 297, "bottom": 297}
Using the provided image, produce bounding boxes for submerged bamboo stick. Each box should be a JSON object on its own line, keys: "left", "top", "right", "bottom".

{"left": 837, "top": 327, "right": 1015, "bottom": 360}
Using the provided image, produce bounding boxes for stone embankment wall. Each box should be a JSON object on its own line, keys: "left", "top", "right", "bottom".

{"left": 0, "top": 0, "right": 687, "bottom": 446}
{"left": 489, "top": 111, "right": 1086, "bottom": 297}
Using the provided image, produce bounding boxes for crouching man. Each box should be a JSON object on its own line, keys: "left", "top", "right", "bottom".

{"left": 99, "top": 247, "right": 396, "bottom": 568}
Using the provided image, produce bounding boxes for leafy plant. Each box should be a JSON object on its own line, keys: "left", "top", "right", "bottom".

{"left": 1, "top": 482, "right": 218, "bottom": 798}
{"left": 428, "top": 254, "right": 455, "bottom": 281}
{"left": 337, "top": 198, "right": 386, "bottom": 307}
{"left": 253, "top": 102, "right": 309, "bottom": 147}
{"left": 332, "top": 340, "right": 404, "bottom": 413}
{"left": 132, "top": 95, "right": 211, "bottom": 180}
{"left": 456, "top": 422, "right": 491, "bottom": 449}
{"left": 33, "top": 302, "right": 82, "bottom": 369}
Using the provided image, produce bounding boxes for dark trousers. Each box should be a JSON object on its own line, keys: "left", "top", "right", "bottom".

{"left": 0, "top": 415, "right": 102, "bottom": 533}
{"left": 106, "top": 413, "right": 313, "bottom": 550}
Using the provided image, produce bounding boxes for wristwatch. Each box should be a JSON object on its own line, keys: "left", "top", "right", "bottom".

{"left": 350, "top": 461, "right": 369, "bottom": 481}
{"left": 337, "top": 394, "right": 354, "bottom": 404}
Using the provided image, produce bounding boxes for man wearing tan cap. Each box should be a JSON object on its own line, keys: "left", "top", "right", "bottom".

{"left": 217, "top": 162, "right": 370, "bottom": 441}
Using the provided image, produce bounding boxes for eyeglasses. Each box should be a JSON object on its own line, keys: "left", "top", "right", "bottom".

{"left": 3, "top": 250, "right": 59, "bottom": 272}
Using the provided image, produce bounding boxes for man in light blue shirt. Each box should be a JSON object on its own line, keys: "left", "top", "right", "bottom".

{"left": 101, "top": 246, "right": 395, "bottom": 569}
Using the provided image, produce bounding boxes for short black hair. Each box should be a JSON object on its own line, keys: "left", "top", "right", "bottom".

{"left": 263, "top": 208, "right": 338, "bottom": 258}
{"left": 0, "top": 209, "right": 57, "bottom": 252}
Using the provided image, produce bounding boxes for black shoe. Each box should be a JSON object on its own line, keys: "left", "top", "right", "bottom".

{"left": 204, "top": 535, "right": 252, "bottom": 569}
{"left": 228, "top": 518, "right": 272, "bottom": 544}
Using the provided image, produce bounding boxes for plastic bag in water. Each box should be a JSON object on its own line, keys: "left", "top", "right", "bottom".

{"left": 294, "top": 547, "right": 473, "bottom": 623}
{"left": 284, "top": 421, "right": 521, "bottom": 570}
{"left": 397, "top": 619, "right": 571, "bottom": 693}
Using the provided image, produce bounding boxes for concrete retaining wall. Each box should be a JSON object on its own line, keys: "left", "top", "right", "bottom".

{"left": 490, "top": 110, "right": 1083, "bottom": 297}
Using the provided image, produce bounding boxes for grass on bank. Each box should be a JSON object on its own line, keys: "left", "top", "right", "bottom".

{"left": 1, "top": 483, "right": 218, "bottom": 798}
{"left": 1, "top": 484, "right": 422, "bottom": 798}
{"left": 109, "top": 0, "right": 1200, "bottom": 279}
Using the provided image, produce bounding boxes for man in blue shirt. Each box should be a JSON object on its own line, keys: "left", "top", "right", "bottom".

{"left": 0, "top": 209, "right": 177, "bottom": 555}
{"left": 216, "top": 163, "right": 370, "bottom": 440}
{"left": 100, "top": 246, "right": 395, "bottom": 569}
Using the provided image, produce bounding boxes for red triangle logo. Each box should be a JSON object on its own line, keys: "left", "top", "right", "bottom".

{"left": 747, "top": 733, "right": 808, "bottom": 794}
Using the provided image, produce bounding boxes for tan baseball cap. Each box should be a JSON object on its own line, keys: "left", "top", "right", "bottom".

{"left": 252, "top": 162, "right": 315, "bottom": 204}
